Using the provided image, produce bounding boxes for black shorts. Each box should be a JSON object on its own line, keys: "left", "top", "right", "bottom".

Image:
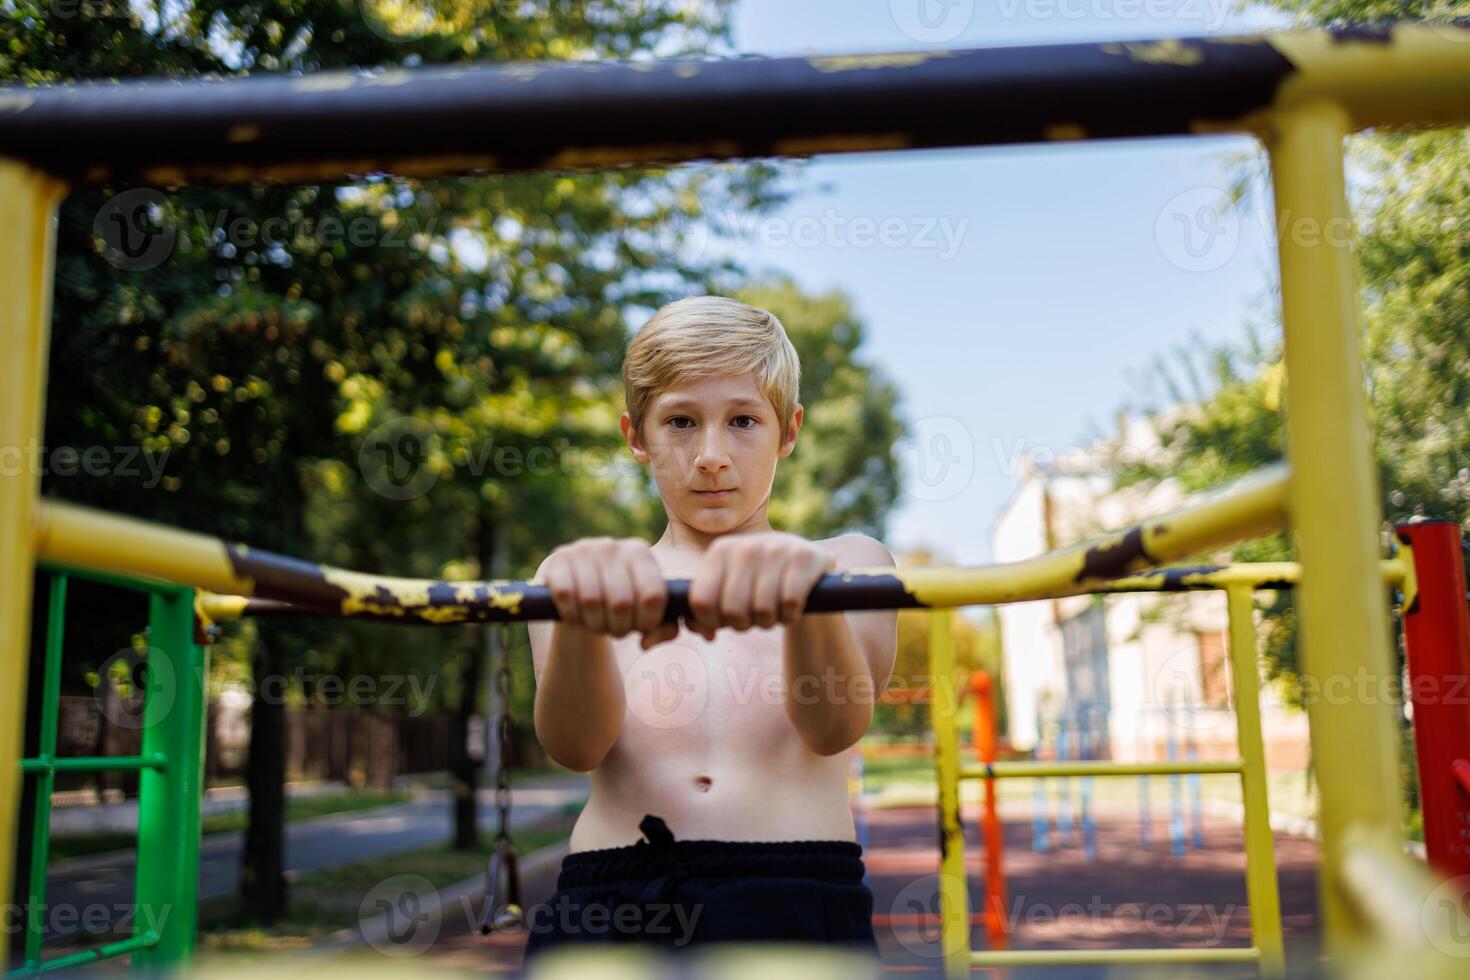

{"left": 522, "top": 814, "right": 878, "bottom": 957}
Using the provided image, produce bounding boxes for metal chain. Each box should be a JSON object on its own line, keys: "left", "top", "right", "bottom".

{"left": 493, "top": 621, "right": 513, "bottom": 846}
{"left": 479, "top": 621, "right": 522, "bottom": 934}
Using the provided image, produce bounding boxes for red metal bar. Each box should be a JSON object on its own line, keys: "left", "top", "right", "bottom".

{"left": 971, "top": 671, "right": 1009, "bottom": 949}
{"left": 1396, "top": 521, "right": 1470, "bottom": 879}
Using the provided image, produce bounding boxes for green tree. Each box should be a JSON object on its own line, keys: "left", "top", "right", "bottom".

{"left": 7, "top": 0, "right": 792, "bottom": 927}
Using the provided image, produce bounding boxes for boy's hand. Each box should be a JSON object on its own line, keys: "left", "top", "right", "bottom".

{"left": 686, "top": 532, "right": 837, "bottom": 640}
{"left": 542, "top": 537, "right": 679, "bottom": 650}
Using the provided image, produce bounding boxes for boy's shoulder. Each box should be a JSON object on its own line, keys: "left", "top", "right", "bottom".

{"left": 816, "top": 532, "right": 895, "bottom": 571}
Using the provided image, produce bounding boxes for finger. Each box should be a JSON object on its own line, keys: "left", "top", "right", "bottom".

{"left": 629, "top": 545, "right": 668, "bottom": 635}
{"left": 571, "top": 555, "right": 607, "bottom": 634}
{"left": 601, "top": 546, "right": 638, "bottom": 638}
{"left": 688, "top": 550, "right": 725, "bottom": 636}
{"left": 545, "top": 559, "right": 582, "bottom": 628}
{"left": 719, "top": 550, "right": 756, "bottom": 631}
{"left": 640, "top": 622, "right": 679, "bottom": 650}
{"left": 778, "top": 560, "right": 813, "bottom": 625}
{"left": 750, "top": 559, "right": 783, "bottom": 629}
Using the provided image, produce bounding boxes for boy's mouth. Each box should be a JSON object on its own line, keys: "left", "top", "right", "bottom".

{"left": 692, "top": 488, "right": 735, "bottom": 500}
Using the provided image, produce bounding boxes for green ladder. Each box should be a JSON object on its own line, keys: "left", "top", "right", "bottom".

{"left": 14, "top": 567, "right": 208, "bottom": 973}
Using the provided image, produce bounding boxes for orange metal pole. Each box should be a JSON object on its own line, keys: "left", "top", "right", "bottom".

{"left": 972, "top": 671, "right": 1009, "bottom": 949}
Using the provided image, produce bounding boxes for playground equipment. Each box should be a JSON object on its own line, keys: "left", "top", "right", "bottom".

{"left": 4, "top": 20, "right": 1470, "bottom": 977}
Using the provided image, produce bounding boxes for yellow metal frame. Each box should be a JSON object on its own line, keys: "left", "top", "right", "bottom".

{"left": 8, "top": 19, "right": 1470, "bottom": 974}
{"left": 0, "top": 160, "right": 65, "bottom": 967}
{"left": 928, "top": 564, "right": 1296, "bottom": 976}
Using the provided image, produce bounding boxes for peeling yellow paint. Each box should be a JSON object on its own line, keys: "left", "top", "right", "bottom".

{"left": 807, "top": 52, "right": 953, "bottom": 73}
{"left": 365, "top": 71, "right": 414, "bottom": 87}
{"left": 293, "top": 74, "right": 358, "bottom": 93}
{"left": 544, "top": 141, "right": 742, "bottom": 169}
{"left": 772, "top": 133, "right": 912, "bottom": 155}
{"left": 1044, "top": 123, "right": 1088, "bottom": 141}
{"left": 1101, "top": 39, "right": 1203, "bottom": 66}
{"left": 226, "top": 124, "right": 261, "bottom": 144}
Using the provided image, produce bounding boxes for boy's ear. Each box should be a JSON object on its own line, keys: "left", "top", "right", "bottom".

{"left": 621, "top": 411, "right": 650, "bottom": 464}
{"left": 779, "top": 404, "right": 803, "bottom": 458}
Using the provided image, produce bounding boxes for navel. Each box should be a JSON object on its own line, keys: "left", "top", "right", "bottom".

{"left": 693, "top": 774, "right": 713, "bottom": 792}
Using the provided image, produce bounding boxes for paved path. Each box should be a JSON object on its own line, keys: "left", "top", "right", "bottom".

{"left": 38, "top": 774, "right": 590, "bottom": 942}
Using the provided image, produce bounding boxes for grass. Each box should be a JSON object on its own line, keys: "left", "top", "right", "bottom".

{"left": 47, "top": 789, "right": 412, "bottom": 861}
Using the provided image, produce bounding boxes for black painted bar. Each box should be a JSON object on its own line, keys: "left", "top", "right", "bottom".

{"left": 0, "top": 34, "right": 1297, "bottom": 183}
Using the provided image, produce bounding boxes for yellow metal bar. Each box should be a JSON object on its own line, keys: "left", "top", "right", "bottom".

{"left": 1266, "top": 24, "right": 1470, "bottom": 134}
{"left": 929, "top": 610, "right": 970, "bottom": 979}
{"left": 1092, "top": 558, "right": 1406, "bottom": 594}
{"left": 1266, "top": 101, "right": 1401, "bottom": 948}
{"left": 0, "top": 158, "right": 65, "bottom": 967}
{"left": 900, "top": 465, "right": 1288, "bottom": 607}
{"left": 961, "top": 759, "right": 1243, "bottom": 779}
{"left": 1226, "top": 584, "right": 1286, "bottom": 976}
{"left": 971, "top": 946, "right": 1261, "bottom": 967}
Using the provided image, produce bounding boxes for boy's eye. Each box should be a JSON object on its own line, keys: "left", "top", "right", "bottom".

{"left": 731, "top": 416, "right": 758, "bottom": 429}
{"left": 667, "top": 417, "right": 695, "bottom": 430}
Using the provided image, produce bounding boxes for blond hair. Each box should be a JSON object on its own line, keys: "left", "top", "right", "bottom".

{"left": 623, "top": 296, "right": 801, "bottom": 436}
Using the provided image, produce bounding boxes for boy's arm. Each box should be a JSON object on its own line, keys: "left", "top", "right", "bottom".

{"left": 783, "top": 535, "right": 897, "bottom": 756}
{"left": 529, "top": 539, "right": 674, "bottom": 772}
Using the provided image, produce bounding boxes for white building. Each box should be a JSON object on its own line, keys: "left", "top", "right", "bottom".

{"left": 992, "top": 421, "right": 1309, "bottom": 768}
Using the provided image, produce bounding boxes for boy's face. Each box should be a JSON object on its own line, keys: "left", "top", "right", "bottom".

{"left": 622, "top": 372, "right": 801, "bottom": 534}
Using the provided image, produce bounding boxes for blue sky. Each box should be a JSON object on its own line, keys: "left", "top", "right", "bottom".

{"left": 712, "top": 0, "right": 1291, "bottom": 564}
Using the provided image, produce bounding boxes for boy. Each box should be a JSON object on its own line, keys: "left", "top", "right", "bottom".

{"left": 523, "top": 296, "right": 897, "bottom": 957}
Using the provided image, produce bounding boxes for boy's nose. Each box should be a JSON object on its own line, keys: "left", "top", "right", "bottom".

{"left": 694, "top": 435, "right": 731, "bottom": 472}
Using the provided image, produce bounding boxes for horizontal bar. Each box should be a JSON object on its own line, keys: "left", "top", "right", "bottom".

{"left": 1086, "top": 557, "right": 1407, "bottom": 593}
{"left": 962, "top": 760, "right": 1244, "bottom": 780}
{"left": 21, "top": 932, "right": 158, "bottom": 974}
{"left": 39, "top": 465, "right": 1287, "bottom": 623}
{"left": 970, "top": 946, "right": 1260, "bottom": 967}
{"left": 36, "top": 561, "right": 192, "bottom": 597}
{"left": 2, "top": 25, "right": 1468, "bottom": 185}
{"left": 21, "top": 754, "right": 166, "bottom": 775}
